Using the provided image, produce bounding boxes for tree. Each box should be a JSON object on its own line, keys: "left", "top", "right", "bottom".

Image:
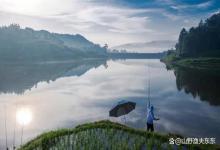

{"left": 175, "top": 12, "right": 220, "bottom": 57}
{"left": 176, "top": 28, "right": 188, "bottom": 56}
{"left": 104, "top": 43, "right": 108, "bottom": 49}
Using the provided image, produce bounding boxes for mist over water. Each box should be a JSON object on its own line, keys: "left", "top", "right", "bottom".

{"left": 0, "top": 59, "right": 220, "bottom": 149}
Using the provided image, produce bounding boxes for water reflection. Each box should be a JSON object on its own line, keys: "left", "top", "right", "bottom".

{"left": 0, "top": 59, "right": 107, "bottom": 94}
{"left": 0, "top": 59, "right": 220, "bottom": 149}
{"left": 173, "top": 67, "right": 220, "bottom": 106}
{"left": 16, "top": 107, "right": 32, "bottom": 126}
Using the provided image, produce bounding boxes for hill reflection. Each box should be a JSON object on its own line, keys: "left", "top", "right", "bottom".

{"left": 173, "top": 67, "right": 220, "bottom": 106}
{"left": 0, "top": 59, "right": 107, "bottom": 94}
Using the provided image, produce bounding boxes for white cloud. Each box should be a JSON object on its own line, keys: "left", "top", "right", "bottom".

{"left": 0, "top": 0, "right": 209, "bottom": 51}
{"left": 196, "top": 1, "right": 213, "bottom": 9}
{"left": 209, "top": 9, "right": 220, "bottom": 16}
{"left": 162, "top": 11, "right": 180, "bottom": 21}
{"left": 0, "top": 0, "right": 77, "bottom": 16}
{"left": 169, "top": 1, "right": 213, "bottom": 10}
{"left": 0, "top": 0, "right": 160, "bottom": 46}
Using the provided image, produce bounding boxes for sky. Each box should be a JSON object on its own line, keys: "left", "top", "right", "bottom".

{"left": 0, "top": 0, "right": 219, "bottom": 48}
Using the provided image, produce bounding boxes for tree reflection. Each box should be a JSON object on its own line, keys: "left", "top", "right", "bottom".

{"left": 173, "top": 67, "right": 220, "bottom": 106}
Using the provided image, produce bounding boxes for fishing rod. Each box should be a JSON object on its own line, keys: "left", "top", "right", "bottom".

{"left": 13, "top": 104, "right": 17, "bottom": 149}
{"left": 146, "top": 62, "right": 151, "bottom": 111}
{"left": 147, "top": 62, "right": 160, "bottom": 118}
{"left": 147, "top": 63, "right": 150, "bottom": 103}
{"left": 4, "top": 105, "right": 8, "bottom": 150}
{"left": 21, "top": 123, "right": 24, "bottom": 146}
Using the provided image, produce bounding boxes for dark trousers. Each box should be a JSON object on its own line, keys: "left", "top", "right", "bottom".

{"left": 147, "top": 123, "right": 154, "bottom": 132}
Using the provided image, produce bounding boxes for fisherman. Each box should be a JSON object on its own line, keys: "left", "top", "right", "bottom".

{"left": 147, "top": 101, "right": 159, "bottom": 132}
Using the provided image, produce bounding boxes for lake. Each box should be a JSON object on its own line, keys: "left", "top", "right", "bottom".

{"left": 0, "top": 59, "right": 220, "bottom": 149}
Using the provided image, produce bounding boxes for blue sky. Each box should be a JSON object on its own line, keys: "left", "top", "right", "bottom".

{"left": 0, "top": 0, "right": 219, "bottom": 51}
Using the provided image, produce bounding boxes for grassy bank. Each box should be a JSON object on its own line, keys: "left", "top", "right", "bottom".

{"left": 161, "top": 54, "right": 220, "bottom": 70}
{"left": 19, "top": 120, "right": 219, "bottom": 150}
{"left": 175, "top": 58, "right": 220, "bottom": 70}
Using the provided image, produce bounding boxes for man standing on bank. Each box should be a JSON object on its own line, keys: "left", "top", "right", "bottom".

{"left": 147, "top": 101, "right": 159, "bottom": 132}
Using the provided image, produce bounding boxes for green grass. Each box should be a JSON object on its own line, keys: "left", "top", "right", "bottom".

{"left": 175, "top": 57, "right": 220, "bottom": 70}
{"left": 19, "top": 120, "right": 219, "bottom": 150}
{"left": 161, "top": 54, "right": 220, "bottom": 71}
{"left": 160, "top": 53, "right": 179, "bottom": 65}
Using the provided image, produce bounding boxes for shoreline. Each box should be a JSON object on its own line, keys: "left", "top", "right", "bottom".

{"left": 161, "top": 56, "right": 220, "bottom": 71}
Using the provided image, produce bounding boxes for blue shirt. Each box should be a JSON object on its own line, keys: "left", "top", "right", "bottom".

{"left": 147, "top": 101, "right": 156, "bottom": 124}
{"left": 147, "top": 108, "right": 156, "bottom": 124}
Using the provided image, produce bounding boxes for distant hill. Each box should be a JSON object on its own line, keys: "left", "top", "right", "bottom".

{"left": 0, "top": 24, "right": 107, "bottom": 62}
{"left": 111, "top": 40, "right": 176, "bottom": 53}
{"left": 54, "top": 33, "right": 106, "bottom": 55}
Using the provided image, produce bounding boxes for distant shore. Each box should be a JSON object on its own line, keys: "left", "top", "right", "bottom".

{"left": 108, "top": 52, "right": 165, "bottom": 59}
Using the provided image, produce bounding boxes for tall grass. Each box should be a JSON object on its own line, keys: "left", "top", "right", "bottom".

{"left": 19, "top": 120, "right": 219, "bottom": 150}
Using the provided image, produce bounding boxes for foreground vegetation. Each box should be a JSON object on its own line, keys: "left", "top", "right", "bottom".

{"left": 19, "top": 120, "right": 219, "bottom": 150}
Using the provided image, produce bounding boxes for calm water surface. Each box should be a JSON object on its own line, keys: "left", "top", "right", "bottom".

{"left": 0, "top": 59, "right": 220, "bottom": 149}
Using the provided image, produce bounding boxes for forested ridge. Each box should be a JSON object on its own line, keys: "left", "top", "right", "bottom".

{"left": 175, "top": 12, "right": 220, "bottom": 57}
{"left": 0, "top": 24, "right": 107, "bottom": 62}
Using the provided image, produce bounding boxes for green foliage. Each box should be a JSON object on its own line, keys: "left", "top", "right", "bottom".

{"left": 160, "top": 50, "right": 179, "bottom": 65}
{"left": 175, "top": 12, "right": 220, "bottom": 57}
{"left": 174, "top": 58, "right": 220, "bottom": 70}
{"left": 162, "top": 13, "right": 220, "bottom": 69}
{"left": 18, "top": 120, "right": 219, "bottom": 150}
